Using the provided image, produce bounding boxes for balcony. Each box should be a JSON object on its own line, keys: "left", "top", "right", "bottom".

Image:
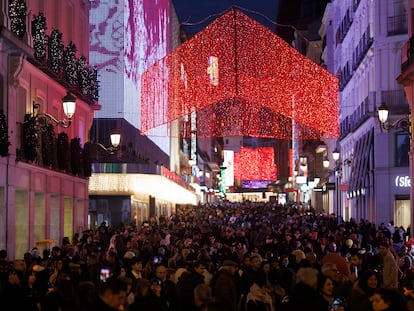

{"left": 339, "top": 90, "right": 407, "bottom": 138}
{"left": 398, "top": 35, "right": 414, "bottom": 85}
{"left": 387, "top": 14, "right": 407, "bottom": 36}
{"left": 352, "top": 26, "right": 373, "bottom": 71}
{"left": 335, "top": 9, "right": 353, "bottom": 45}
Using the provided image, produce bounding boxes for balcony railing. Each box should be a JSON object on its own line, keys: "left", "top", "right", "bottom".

{"left": 352, "top": 26, "right": 373, "bottom": 71}
{"left": 387, "top": 14, "right": 407, "bottom": 36}
{"left": 401, "top": 35, "right": 414, "bottom": 72}
{"left": 339, "top": 90, "right": 407, "bottom": 138}
{"left": 335, "top": 8, "right": 353, "bottom": 44}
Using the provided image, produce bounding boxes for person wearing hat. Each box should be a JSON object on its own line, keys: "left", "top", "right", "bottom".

{"left": 212, "top": 260, "right": 240, "bottom": 311}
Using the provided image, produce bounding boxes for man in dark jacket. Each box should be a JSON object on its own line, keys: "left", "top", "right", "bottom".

{"left": 213, "top": 260, "right": 240, "bottom": 311}
{"left": 285, "top": 267, "right": 321, "bottom": 311}
{"left": 92, "top": 277, "right": 128, "bottom": 311}
{"left": 240, "top": 255, "right": 265, "bottom": 309}
{"left": 177, "top": 260, "right": 206, "bottom": 311}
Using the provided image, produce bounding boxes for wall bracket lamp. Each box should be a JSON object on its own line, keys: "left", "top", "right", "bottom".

{"left": 85, "top": 130, "right": 121, "bottom": 157}
{"left": 378, "top": 102, "right": 410, "bottom": 133}
{"left": 33, "top": 92, "right": 76, "bottom": 128}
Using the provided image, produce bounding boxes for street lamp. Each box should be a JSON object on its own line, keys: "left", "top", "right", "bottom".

{"left": 332, "top": 148, "right": 340, "bottom": 162}
{"left": 109, "top": 130, "right": 121, "bottom": 149}
{"left": 378, "top": 102, "right": 410, "bottom": 132}
{"left": 323, "top": 156, "right": 330, "bottom": 168}
{"left": 33, "top": 92, "right": 76, "bottom": 128}
{"left": 83, "top": 130, "right": 122, "bottom": 177}
{"left": 332, "top": 148, "right": 342, "bottom": 221}
{"left": 89, "top": 130, "right": 122, "bottom": 154}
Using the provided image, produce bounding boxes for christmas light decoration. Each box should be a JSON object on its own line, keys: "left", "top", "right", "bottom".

{"left": 32, "top": 13, "right": 47, "bottom": 62}
{"left": 48, "top": 29, "right": 64, "bottom": 75}
{"left": 141, "top": 9, "right": 338, "bottom": 139}
{"left": 78, "top": 56, "right": 89, "bottom": 95}
{"left": 41, "top": 123, "right": 55, "bottom": 167}
{"left": 89, "top": 66, "right": 99, "bottom": 102}
{"left": 22, "top": 114, "right": 38, "bottom": 162}
{"left": 64, "top": 41, "right": 78, "bottom": 85}
{"left": 9, "top": 0, "right": 27, "bottom": 38}
{"left": 233, "top": 146, "right": 277, "bottom": 184}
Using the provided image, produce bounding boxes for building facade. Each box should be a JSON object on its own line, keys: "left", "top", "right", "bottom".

{"left": 397, "top": 0, "right": 414, "bottom": 236}
{"left": 88, "top": 0, "right": 200, "bottom": 227}
{"left": 321, "top": 0, "right": 410, "bottom": 227}
{"left": 0, "top": 0, "right": 97, "bottom": 259}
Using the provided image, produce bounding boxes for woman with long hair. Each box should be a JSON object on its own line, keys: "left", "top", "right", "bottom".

{"left": 317, "top": 274, "right": 336, "bottom": 310}
{"left": 349, "top": 270, "right": 381, "bottom": 311}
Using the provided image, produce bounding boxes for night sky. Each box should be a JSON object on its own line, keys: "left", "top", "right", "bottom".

{"left": 172, "top": 0, "right": 329, "bottom": 43}
{"left": 172, "top": 0, "right": 281, "bottom": 34}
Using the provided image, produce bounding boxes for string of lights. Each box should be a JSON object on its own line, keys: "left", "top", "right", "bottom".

{"left": 180, "top": 4, "right": 311, "bottom": 43}
{"left": 141, "top": 8, "right": 338, "bottom": 140}
{"left": 234, "top": 146, "right": 277, "bottom": 181}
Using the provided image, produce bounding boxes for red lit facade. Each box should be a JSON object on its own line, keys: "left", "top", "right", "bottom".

{"left": 141, "top": 9, "right": 339, "bottom": 140}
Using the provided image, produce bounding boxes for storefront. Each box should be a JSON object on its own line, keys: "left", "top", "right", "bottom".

{"left": 391, "top": 174, "right": 411, "bottom": 230}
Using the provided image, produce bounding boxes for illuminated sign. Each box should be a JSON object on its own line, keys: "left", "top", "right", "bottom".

{"left": 295, "top": 176, "right": 307, "bottom": 184}
{"left": 207, "top": 56, "right": 219, "bottom": 86}
{"left": 223, "top": 150, "right": 234, "bottom": 186}
{"left": 395, "top": 175, "right": 411, "bottom": 188}
{"left": 322, "top": 183, "right": 336, "bottom": 191}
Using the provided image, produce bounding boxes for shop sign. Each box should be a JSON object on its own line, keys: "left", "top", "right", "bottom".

{"left": 395, "top": 175, "right": 411, "bottom": 188}
{"left": 322, "top": 183, "right": 336, "bottom": 191}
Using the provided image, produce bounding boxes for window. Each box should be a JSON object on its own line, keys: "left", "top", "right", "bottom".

{"left": 395, "top": 133, "right": 410, "bottom": 166}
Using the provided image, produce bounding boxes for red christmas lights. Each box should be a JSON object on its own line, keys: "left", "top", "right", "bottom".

{"left": 233, "top": 146, "right": 277, "bottom": 182}
{"left": 141, "top": 9, "right": 339, "bottom": 139}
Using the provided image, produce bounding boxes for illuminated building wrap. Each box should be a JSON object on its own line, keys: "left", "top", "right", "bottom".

{"left": 233, "top": 146, "right": 277, "bottom": 188}
{"left": 90, "top": 0, "right": 170, "bottom": 153}
{"left": 141, "top": 9, "right": 339, "bottom": 140}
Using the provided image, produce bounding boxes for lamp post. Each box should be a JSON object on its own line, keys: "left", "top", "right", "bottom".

{"left": 332, "top": 147, "right": 341, "bottom": 221}
{"left": 33, "top": 92, "right": 76, "bottom": 128}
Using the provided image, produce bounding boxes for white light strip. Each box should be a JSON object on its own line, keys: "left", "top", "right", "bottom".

{"left": 89, "top": 174, "right": 199, "bottom": 205}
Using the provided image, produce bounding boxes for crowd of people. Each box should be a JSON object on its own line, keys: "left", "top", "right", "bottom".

{"left": 0, "top": 201, "right": 414, "bottom": 311}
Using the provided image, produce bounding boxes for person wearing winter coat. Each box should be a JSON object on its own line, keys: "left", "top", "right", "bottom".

{"left": 349, "top": 270, "right": 381, "bottom": 311}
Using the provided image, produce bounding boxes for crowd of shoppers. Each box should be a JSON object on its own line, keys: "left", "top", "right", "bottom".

{"left": 0, "top": 201, "right": 413, "bottom": 310}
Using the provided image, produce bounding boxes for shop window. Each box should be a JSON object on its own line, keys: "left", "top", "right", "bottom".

{"left": 394, "top": 195, "right": 410, "bottom": 232}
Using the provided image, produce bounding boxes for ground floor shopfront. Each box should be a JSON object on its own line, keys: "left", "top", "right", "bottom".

{"left": 88, "top": 169, "right": 199, "bottom": 229}
{"left": 339, "top": 170, "right": 410, "bottom": 230}
{"left": 0, "top": 160, "right": 89, "bottom": 260}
